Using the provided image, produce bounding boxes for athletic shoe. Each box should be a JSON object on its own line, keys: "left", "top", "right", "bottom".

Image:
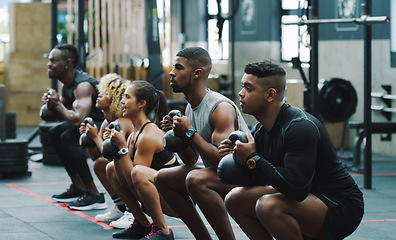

{"left": 95, "top": 205, "right": 124, "bottom": 221}
{"left": 67, "top": 191, "right": 107, "bottom": 210}
{"left": 112, "top": 220, "right": 152, "bottom": 239}
{"left": 52, "top": 184, "right": 86, "bottom": 203}
{"left": 139, "top": 226, "right": 174, "bottom": 240}
{"left": 110, "top": 211, "right": 134, "bottom": 229}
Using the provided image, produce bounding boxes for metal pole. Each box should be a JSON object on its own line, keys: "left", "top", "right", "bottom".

{"left": 363, "top": 0, "right": 372, "bottom": 189}
{"left": 145, "top": 0, "right": 163, "bottom": 90}
{"left": 51, "top": 0, "right": 58, "bottom": 91}
{"left": 309, "top": 0, "right": 319, "bottom": 117}
{"left": 230, "top": 0, "right": 236, "bottom": 102}
{"left": 283, "top": 16, "right": 389, "bottom": 25}
{"left": 78, "top": 0, "right": 86, "bottom": 71}
{"left": 0, "top": 85, "right": 5, "bottom": 142}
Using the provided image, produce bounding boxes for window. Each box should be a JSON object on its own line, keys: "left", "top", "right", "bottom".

{"left": 207, "top": 0, "right": 229, "bottom": 60}
{"left": 281, "top": 0, "right": 310, "bottom": 62}
{"left": 157, "top": 0, "right": 171, "bottom": 66}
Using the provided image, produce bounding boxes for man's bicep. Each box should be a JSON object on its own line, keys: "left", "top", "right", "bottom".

{"left": 73, "top": 83, "right": 95, "bottom": 117}
{"left": 211, "top": 102, "right": 238, "bottom": 147}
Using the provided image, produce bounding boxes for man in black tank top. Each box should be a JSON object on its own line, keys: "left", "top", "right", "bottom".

{"left": 219, "top": 61, "right": 363, "bottom": 240}
{"left": 43, "top": 44, "right": 106, "bottom": 210}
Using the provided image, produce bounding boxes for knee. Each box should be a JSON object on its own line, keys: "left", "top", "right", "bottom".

{"left": 255, "top": 195, "right": 280, "bottom": 221}
{"left": 130, "top": 165, "right": 146, "bottom": 186}
{"left": 106, "top": 162, "right": 116, "bottom": 183}
{"left": 224, "top": 187, "right": 244, "bottom": 211}
{"left": 185, "top": 169, "right": 206, "bottom": 194}
{"left": 48, "top": 125, "right": 60, "bottom": 142}
{"left": 93, "top": 158, "right": 109, "bottom": 174}
{"left": 60, "top": 130, "right": 78, "bottom": 145}
{"left": 154, "top": 168, "right": 168, "bottom": 190}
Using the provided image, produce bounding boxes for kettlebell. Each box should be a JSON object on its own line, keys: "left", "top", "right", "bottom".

{"left": 217, "top": 130, "right": 253, "bottom": 186}
{"left": 79, "top": 117, "right": 96, "bottom": 148}
{"left": 162, "top": 110, "right": 188, "bottom": 152}
{"left": 101, "top": 121, "right": 122, "bottom": 159}
{"left": 40, "top": 90, "right": 58, "bottom": 121}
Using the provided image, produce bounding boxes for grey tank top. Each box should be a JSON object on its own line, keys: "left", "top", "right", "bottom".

{"left": 185, "top": 89, "right": 250, "bottom": 149}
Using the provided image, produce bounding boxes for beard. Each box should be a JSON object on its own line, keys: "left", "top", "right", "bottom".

{"left": 171, "top": 84, "right": 183, "bottom": 93}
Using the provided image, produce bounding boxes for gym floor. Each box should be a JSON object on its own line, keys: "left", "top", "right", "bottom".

{"left": 0, "top": 126, "right": 395, "bottom": 240}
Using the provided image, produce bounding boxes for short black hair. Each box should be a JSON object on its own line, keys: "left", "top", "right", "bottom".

{"left": 245, "top": 60, "right": 286, "bottom": 99}
{"left": 244, "top": 60, "right": 286, "bottom": 78}
{"left": 176, "top": 47, "right": 212, "bottom": 70}
{"left": 53, "top": 44, "right": 80, "bottom": 68}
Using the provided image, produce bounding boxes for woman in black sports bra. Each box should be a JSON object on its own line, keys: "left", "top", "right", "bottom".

{"left": 106, "top": 80, "right": 179, "bottom": 240}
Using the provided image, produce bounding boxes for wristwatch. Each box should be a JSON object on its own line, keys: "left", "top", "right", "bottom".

{"left": 185, "top": 128, "right": 197, "bottom": 139}
{"left": 118, "top": 148, "right": 129, "bottom": 156}
{"left": 245, "top": 153, "right": 261, "bottom": 170}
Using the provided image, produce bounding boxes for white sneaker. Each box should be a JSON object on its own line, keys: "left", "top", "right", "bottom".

{"left": 95, "top": 205, "right": 124, "bottom": 221}
{"left": 109, "top": 211, "right": 134, "bottom": 229}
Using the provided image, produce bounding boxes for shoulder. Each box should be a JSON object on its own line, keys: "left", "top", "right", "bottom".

{"left": 117, "top": 117, "right": 134, "bottom": 134}
{"left": 138, "top": 124, "right": 163, "bottom": 149}
{"left": 76, "top": 70, "right": 97, "bottom": 82}
{"left": 99, "top": 119, "right": 109, "bottom": 134}
{"left": 74, "top": 81, "right": 96, "bottom": 98}
{"left": 212, "top": 101, "right": 236, "bottom": 119}
{"left": 286, "top": 117, "right": 321, "bottom": 141}
{"left": 101, "top": 119, "right": 109, "bottom": 127}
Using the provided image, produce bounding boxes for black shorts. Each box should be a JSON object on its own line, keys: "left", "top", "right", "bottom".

{"left": 313, "top": 192, "right": 364, "bottom": 240}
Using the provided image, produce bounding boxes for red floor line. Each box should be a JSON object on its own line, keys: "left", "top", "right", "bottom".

{"left": 10, "top": 181, "right": 101, "bottom": 186}
{"left": 28, "top": 161, "right": 43, "bottom": 168}
{"left": 168, "top": 223, "right": 239, "bottom": 228}
{"left": 7, "top": 183, "right": 113, "bottom": 230}
{"left": 11, "top": 181, "right": 73, "bottom": 186}
{"left": 6, "top": 183, "right": 395, "bottom": 230}
{"left": 361, "top": 219, "right": 396, "bottom": 222}
{"left": 350, "top": 173, "right": 396, "bottom": 177}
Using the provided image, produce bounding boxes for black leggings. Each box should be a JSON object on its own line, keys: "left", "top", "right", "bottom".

{"left": 49, "top": 121, "right": 93, "bottom": 185}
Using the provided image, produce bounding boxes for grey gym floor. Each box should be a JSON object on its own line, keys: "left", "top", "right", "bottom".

{"left": 0, "top": 126, "right": 395, "bottom": 240}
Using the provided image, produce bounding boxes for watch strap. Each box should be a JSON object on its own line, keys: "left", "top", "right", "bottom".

{"left": 186, "top": 128, "right": 197, "bottom": 139}
{"left": 245, "top": 152, "right": 260, "bottom": 166}
{"left": 118, "top": 147, "right": 129, "bottom": 156}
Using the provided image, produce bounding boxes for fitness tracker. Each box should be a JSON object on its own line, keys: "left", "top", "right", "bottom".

{"left": 118, "top": 148, "right": 129, "bottom": 156}
{"left": 245, "top": 153, "right": 260, "bottom": 170}
{"left": 185, "top": 128, "right": 197, "bottom": 139}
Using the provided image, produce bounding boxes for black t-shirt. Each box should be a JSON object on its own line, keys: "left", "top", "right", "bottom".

{"left": 251, "top": 103, "right": 362, "bottom": 202}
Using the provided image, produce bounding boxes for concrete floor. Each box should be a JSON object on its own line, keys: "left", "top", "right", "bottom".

{"left": 0, "top": 126, "right": 395, "bottom": 239}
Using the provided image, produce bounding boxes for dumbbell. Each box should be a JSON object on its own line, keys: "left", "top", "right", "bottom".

{"left": 217, "top": 130, "right": 253, "bottom": 186}
{"left": 101, "top": 121, "right": 122, "bottom": 159}
{"left": 40, "top": 90, "right": 58, "bottom": 121}
{"left": 162, "top": 110, "right": 188, "bottom": 152}
{"left": 79, "top": 117, "right": 96, "bottom": 148}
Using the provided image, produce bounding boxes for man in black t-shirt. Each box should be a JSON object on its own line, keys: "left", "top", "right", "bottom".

{"left": 43, "top": 44, "right": 105, "bottom": 210}
{"left": 219, "top": 60, "right": 364, "bottom": 240}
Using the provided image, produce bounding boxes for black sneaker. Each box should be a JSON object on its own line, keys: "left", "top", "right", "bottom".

{"left": 67, "top": 191, "right": 107, "bottom": 210}
{"left": 52, "top": 184, "right": 86, "bottom": 203}
{"left": 113, "top": 220, "right": 152, "bottom": 239}
{"left": 139, "top": 226, "right": 174, "bottom": 240}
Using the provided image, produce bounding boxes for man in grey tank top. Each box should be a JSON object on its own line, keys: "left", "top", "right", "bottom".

{"left": 155, "top": 47, "right": 250, "bottom": 240}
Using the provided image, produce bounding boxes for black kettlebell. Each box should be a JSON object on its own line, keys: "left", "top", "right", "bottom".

{"left": 101, "top": 121, "right": 122, "bottom": 159}
{"left": 40, "top": 90, "right": 58, "bottom": 121}
{"left": 217, "top": 130, "right": 253, "bottom": 186}
{"left": 79, "top": 117, "right": 96, "bottom": 148}
{"left": 162, "top": 110, "right": 188, "bottom": 152}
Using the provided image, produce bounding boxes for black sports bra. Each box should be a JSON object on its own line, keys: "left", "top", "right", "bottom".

{"left": 130, "top": 122, "right": 175, "bottom": 171}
